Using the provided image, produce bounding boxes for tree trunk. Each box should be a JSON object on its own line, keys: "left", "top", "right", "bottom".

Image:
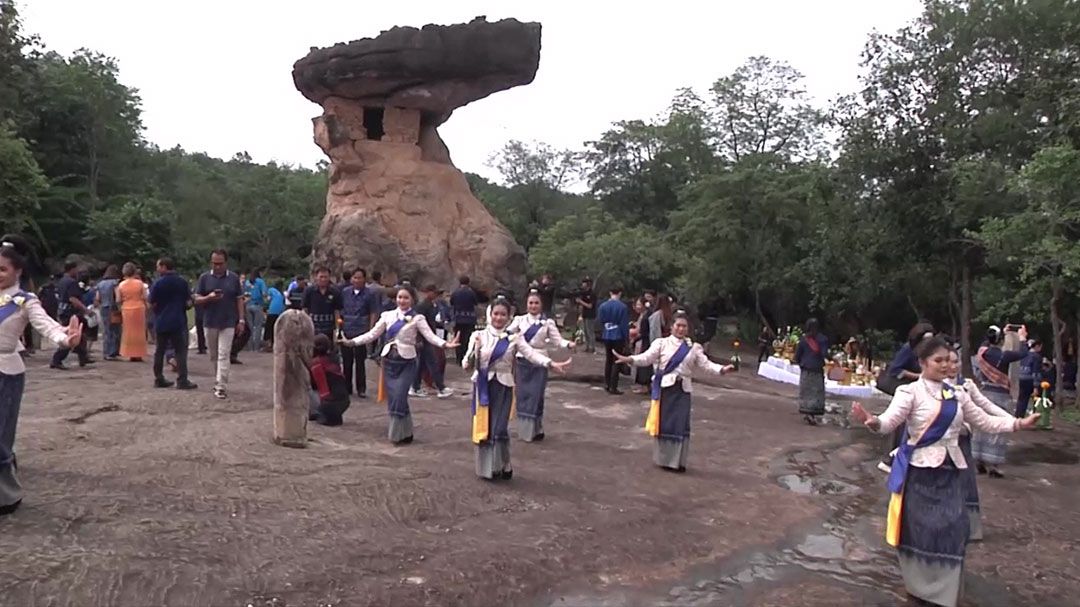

{"left": 1073, "top": 308, "right": 1080, "bottom": 410}
{"left": 906, "top": 294, "right": 922, "bottom": 321}
{"left": 960, "top": 264, "right": 974, "bottom": 379}
{"left": 754, "top": 288, "right": 770, "bottom": 331}
{"left": 1050, "top": 281, "right": 1066, "bottom": 404}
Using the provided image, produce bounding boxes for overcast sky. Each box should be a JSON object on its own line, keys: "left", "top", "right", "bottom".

{"left": 21, "top": 0, "right": 923, "bottom": 183}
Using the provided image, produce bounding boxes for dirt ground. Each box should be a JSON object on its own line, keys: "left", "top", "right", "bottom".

{"left": 1, "top": 344, "right": 1077, "bottom": 607}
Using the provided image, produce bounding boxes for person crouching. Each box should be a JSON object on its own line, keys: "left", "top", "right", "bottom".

{"left": 309, "top": 334, "right": 350, "bottom": 426}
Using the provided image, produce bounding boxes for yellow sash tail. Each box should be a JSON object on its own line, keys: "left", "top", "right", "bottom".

{"left": 472, "top": 391, "right": 489, "bottom": 444}
{"left": 377, "top": 367, "right": 386, "bottom": 404}
{"left": 510, "top": 387, "right": 517, "bottom": 420}
{"left": 645, "top": 399, "right": 661, "bottom": 436}
{"left": 886, "top": 492, "right": 903, "bottom": 546}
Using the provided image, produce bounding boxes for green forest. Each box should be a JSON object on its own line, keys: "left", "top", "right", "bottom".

{"left": 3, "top": 1, "right": 1080, "bottom": 387}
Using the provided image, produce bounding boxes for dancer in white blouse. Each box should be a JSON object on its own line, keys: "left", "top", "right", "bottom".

{"left": 614, "top": 312, "right": 735, "bottom": 472}
{"left": 0, "top": 238, "right": 83, "bottom": 515}
{"left": 464, "top": 298, "right": 571, "bottom": 480}
{"left": 507, "top": 290, "right": 574, "bottom": 441}
{"left": 851, "top": 336, "right": 1038, "bottom": 607}
{"left": 946, "top": 346, "right": 1011, "bottom": 542}
{"left": 341, "top": 285, "right": 459, "bottom": 444}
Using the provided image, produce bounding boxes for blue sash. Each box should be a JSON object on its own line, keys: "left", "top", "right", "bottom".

{"left": 523, "top": 318, "right": 546, "bottom": 343}
{"left": 651, "top": 341, "right": 692, "bottom": 400}
{"left": 0, "top": 291, "right": 31, "bottom": 327}
{"left": 474, "top": 337, "right": 512, "bottom": 407}
{"left": 386, "top": 310, "right": 413, "bottom": 341}
{"left": 884, "top": 382, "right": 959, "bottom": 546}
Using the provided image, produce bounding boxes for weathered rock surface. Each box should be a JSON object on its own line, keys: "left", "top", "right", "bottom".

{"left": 273, "top": 310, "right": 313, "bottom": 448}
{"left": 293, "top": 18, "right": 540, "bottom": 294}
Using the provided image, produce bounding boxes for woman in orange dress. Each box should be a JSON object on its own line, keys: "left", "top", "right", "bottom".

{"left": 115, "top": 262, "right": 148, "bottom": 361}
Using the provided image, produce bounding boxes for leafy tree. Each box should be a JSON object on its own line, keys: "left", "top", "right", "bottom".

{"left": 0, "top": 125, "right": 47, "bottom": 237}
{"left": 977, "top": 144, "right": 1080, "bottom": 403}
{"left": 669, "top": 155, "right": 825, "bottom": 326}
{"left": 85, "top": 195, "right": 176, "bottom": 269}
{"left": 709, "top": 56, "right": 825, "bottom": 162}
{"left": 528, "top": 208, "right": 678, "bottom": 295}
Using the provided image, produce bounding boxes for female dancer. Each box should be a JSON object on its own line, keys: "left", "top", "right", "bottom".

{"left": 631, "top": 297, "right": 652, "bottom": 395}
{"left": 973, "top": 325, "right": 1028, "bottom": 477}
{"left": 1, "top": 238, "right": 83, "bottom": 515}
{"left": 340, "top": 286, "right": 458, "bottom": 444}
{"left": 795, "top": 318, "right": 828, "bottom": 425}
{"left": 945, "top": 346, "right": 1013, "bottom": 542}
{"left": 507, "top": 290, "right": 574, "bottom": 442}
{"left": 464, "top": 298, "right": 570, "bottom": 479}
{"left": 851, "top": 335, "right": 1038, "bottom": 607}
{"left": 615, "top": 311, "right": 735, "bottom": 472}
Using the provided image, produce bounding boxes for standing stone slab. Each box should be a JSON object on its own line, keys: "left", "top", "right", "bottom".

{"left": 273, "top": 310, "right": 314, "bottom": 448}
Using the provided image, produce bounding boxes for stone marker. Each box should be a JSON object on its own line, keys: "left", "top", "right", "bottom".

{"left": 273, "top": 310, "right": 314, "bottom": 448}
{"left": 291, "top": 17, "right": 541, "bottom": 297}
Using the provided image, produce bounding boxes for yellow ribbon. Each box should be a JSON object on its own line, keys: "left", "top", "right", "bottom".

{"left": 645, "top": 399, "right": 661, "bottom": 436}
{"left": 377, "top": 366, "right": 386, "bottom": 404}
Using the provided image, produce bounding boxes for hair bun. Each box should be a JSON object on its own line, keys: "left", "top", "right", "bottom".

{"left": 0, "top": 234, "right": 33, "bottom": 257}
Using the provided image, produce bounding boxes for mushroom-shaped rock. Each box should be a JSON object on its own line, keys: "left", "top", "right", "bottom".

{"left": 292, "top": 19, "right": 541, "bottom": 295}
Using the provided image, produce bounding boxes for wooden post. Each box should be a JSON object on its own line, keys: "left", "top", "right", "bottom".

{"left": 273, "top": 310, "right": 314, "bottom": 448}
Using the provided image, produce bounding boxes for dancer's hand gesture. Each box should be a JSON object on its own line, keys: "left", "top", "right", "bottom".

{"left": 65, "top": 316, "right": 83, "bottom": 348}
{"left": 444, "top": 332, "right": 461, "bottom": 350}
{"left": 550, "top": 358, "right": 572, "bottom": 374}
{"left": 851, "top": 402, "right": 872, "bottom": 426}
{"left": 1017, "top": 413, "right": 1040, "bottom": 429}
{"left": 613, "top": 352, "right": 633, "bottom": 365}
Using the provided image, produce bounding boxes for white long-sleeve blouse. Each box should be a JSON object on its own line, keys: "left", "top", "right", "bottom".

{"left": 508, "top": 314, "right": 572, "bottom": 355}
{"left": 628, "top": 336, "right": 726, "bottom": 394}
{"left": 463, "top": 326, "right": 552, "bottom": 388}
{"left": 875, "top": 378, "right": 1017, "bottom": 468}
{"left": 346, "top": 308, "right": 445, "bottom": 359}
{"left": 1, "top": 286, "right": 70, "bottom": 375}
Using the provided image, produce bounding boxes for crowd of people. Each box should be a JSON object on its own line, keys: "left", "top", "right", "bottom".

{"left": 3, "top": 235, "right": 1063, "bottom": 607}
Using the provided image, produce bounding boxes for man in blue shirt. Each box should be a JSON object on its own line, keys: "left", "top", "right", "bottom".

{"left": 449, "top": 275, "right": 489, "bottom": 365}
{"left": 264, "top": 281, "right": 286, "bottom": 348}
{"left": 597, "top": 286, "right": 630, "bottom": 395}
{"left": 340, "top": 268, "right": 377, "bottom": 397}
{"left": 195, "top": 249, "right": 245, "bottom": 399}
{"left": 149, "top": 257, "right": 197, "bottom": 390}
{"left": 244, "top": 270, "right": 269, "bottom": 352}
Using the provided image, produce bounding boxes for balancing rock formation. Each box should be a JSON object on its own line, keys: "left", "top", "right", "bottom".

{"left": 273, "top": 310, "right": 314, "bottom": 448}
{"left": 293, "top": 17, "right": 541, "bottom": 294}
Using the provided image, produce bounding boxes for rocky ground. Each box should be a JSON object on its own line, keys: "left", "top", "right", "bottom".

{"left": 1, "top": 345, "right": 1077, "bottom": 607}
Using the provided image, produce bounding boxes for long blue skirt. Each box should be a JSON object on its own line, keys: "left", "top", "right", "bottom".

{"left": 515, "top": 359, "right": 548, "bottom": 441}
{"left": 476, "top": 380, "right": 513, "bottom": 478}
{"left": 383, "top": 353, "right": 416, "bottom": 442}
{"left": 971, "top": 389, "right": 1009, "bottom": 465}
{"left": 897, "top": 463, "right": 968, "bottom": 607}
{"left": 958, "top": 432, "right": 982, "bottom": 541}
{"left": 0, "top": 372, "right": 27, "bottom": 508}
{"left": 655, "top": 382, "right": 692, "bottom": 469}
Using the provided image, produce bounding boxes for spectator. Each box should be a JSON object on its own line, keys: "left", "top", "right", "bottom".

{"left": 148, "top": 257, "right": 197, "bottom": 390}
{"left": 194, "top": 249, "right": 245, "bottom": 399}
{"left": 575, "top": 277, "right": 596, "bottom": 353}
{"left": 598, "top": 286, "right": 630, "bottom": 395}
{"left": 49, "top": 262, "right": 93, "bottom": 369}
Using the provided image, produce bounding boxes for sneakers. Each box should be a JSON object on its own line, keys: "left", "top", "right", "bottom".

{"left": 436, "top": 387, "right": 453, "bottom": 399}
{"left": 176, "top": 380, "right": 198, "bottom": 391}
{"left": 409, "top": 388, "right": 429, "bottom": 398}
{"left": 213, "top": 387, "right": 227, "bottom": 399}
{"left": 154, "top": 378, "right": 175, "bottom": 389}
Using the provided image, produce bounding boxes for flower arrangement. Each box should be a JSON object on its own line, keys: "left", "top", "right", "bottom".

{"left": 0, "top": 293, "right": 27, "bottom": 308}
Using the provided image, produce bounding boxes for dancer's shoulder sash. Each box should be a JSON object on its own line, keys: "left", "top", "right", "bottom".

{"left": 0, "top": 291, "right": 32, "bottom": 326}
{"left": 386, "top": 311, "right": 414, "bottom": 340}
{"left": 885, "top": 382, "right": 959, "bottom": 546}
